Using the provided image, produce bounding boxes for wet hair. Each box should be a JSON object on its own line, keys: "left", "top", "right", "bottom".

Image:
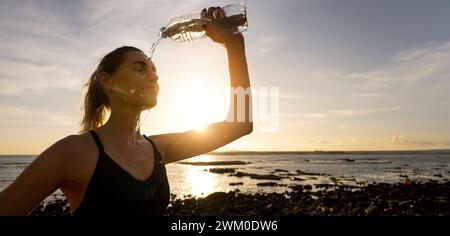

{"left": 79, "top": 46, "right": 143, "bottom": 133}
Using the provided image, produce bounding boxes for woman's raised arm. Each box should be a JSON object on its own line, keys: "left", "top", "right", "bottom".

{"left": 148, "top": 7, "right": 252, "bottom": 164}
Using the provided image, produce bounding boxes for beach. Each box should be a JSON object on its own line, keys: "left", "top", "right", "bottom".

{"left": 1, "top": 152, "right": 449, "bottom": 216}
{"left": 31, "top": 180, "right": 450, "bottom": 216}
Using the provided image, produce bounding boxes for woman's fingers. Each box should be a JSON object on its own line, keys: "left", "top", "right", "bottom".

{"left": 207, "top": 7, "right": 216, "bottom": 19}
{"left": 213, "top": 7, "right": 226, "bottom": 19}
{"left": 218, "top": 8, "right": 226, "bottom": 18}
{"left": 201, "top": 8, "right": 207, "bottom": 18}
{"left": 202, "top": 6, "right": 226, "bottom": 39}
{"left": 204, "top": 6, "right": 226, "bottom": 19}
{"left": 213, "top": 7, "right": 221, "bottom": 18}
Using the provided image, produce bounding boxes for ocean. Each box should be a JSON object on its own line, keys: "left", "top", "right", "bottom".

{"left": 1, "top": 152, "right": 449, "bottom": 200}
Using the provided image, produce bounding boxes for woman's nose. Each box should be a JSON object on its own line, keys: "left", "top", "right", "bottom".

{"left": 149, "top": 72, "right": 158, "bottom": 82}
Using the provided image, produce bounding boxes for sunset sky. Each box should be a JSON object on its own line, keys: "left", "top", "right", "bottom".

{"left": 1, "top": 0, "right": 450, "bottom": 154}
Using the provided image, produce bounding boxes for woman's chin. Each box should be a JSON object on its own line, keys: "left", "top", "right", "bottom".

{"left": 141, "top": 98, "right": 157, "bottom": 110}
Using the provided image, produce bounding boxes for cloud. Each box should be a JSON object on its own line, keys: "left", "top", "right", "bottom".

{"left": 281, "top": 107, "right": 401, "bottom": 119}
{"left": 0, "top": 0, "right": 216, "bottom": 126}
{"left": 82, "top": 0, "right": 210, "bottom": 37}
{"left": 0, "top": 0, "right": 214, "bottom": 95}
{"left": 306, "top": 139, "right": 333, "bottom": 144}
{"left": 0, "top": 58, "right": 83, "bottom": 96}
{"left": 394, "top": 41, "right": 450, "bottom": 62}
{"left": 328, "top": 107, "right": 400, "bottom": 117}
{"left": 251, "top": 36, "right": 284, "bottom": 55}
{"left": 320, "top": 140, "right": 332, "bottom": 144}
{"left": 350, "top": 93, "right": 384, "bottom": 97}
{"left": 391, "top": 134, "right": 450, "bottom": 147}
{"left": 309, "top": 40, "right": 450, "bottom": 94}
{"left": 0, "top": 104, "right": 77, "bottom": 126}
{"left": 278, "top": 92, "right": 308, "bottom": 100}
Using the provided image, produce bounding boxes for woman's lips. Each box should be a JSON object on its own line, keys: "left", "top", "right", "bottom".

{"left": 147, "top": 84, "right": 159, "bottom": 92}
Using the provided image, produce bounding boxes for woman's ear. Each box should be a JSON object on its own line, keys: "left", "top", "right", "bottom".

{"left": 98, "top": 72, "right": 113, "bottom": 92}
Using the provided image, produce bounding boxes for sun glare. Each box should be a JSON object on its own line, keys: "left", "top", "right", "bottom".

{"left": 186, "top": 166, "right": 217, "bottom": 197}
{"left": 167, "top": 72, "right": 227, "bottom": 133}
{"left": 194, "top": 124, "right": 208, "bottom": 132}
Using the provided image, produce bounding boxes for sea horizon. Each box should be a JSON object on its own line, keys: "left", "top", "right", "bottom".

{"left": 3, "top": 148, "right": 450, "bottom": 157}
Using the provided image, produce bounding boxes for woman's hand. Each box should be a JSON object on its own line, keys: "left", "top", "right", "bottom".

{"left": 201, "top": 6, "right": 244, "bottom": 48}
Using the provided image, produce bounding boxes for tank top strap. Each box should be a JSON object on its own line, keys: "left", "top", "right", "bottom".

{"left": 89, "top": 130, "right": 105, "bottom": 154}
{"left": 143, "top": 135, "right": 163, "bottom": 163}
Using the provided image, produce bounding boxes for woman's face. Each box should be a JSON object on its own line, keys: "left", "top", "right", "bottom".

{"left": 105, "top": 51, "right": 159, "bottom": 110}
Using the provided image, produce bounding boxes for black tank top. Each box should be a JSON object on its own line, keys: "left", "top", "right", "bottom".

{"left": 73, "top": 130, "right": 170, "bottom": 216}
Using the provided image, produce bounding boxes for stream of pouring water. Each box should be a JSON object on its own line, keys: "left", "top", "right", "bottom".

{"left": 148, "top": 29, "right": 164, "bottom": 59}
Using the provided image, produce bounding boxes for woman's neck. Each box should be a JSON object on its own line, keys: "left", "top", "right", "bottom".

{"left": 101, "top": 107, "right": 143, "bottom": 145}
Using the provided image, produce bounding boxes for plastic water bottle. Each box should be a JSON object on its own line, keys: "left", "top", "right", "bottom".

{"left": 161, "top": 2, "right": 248, "bottom": 43}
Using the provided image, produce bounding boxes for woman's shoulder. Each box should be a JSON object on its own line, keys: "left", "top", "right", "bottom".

{"left": 49, "top": 132, "right": 98, "bottom": 164}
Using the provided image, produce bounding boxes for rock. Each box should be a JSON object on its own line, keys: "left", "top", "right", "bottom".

{"left": 296, "top": 170, "right": 329, "bottom": 176}
{"left": 290, "top": 185, "right": 304, "bottom": 192}
{"left": 202, "top": 192, "right": 232, "bottom": 206}
{"left": 257, "top": 182, "right": 279, "bottom": 187}
{"left": 250, "top": 174, "right": 283, "bottom": 180}
{"left": 229, "top": 182, "right": 244, "bottom": 186}
{"left": 230, "top": 172, "right": 246, "bottom": 177}
{"left": 291, "top": 177, "right": 307, "bottom": 181}
{"left": 229, "top": 172, "right": 283, "bottom": 180}
{"left": 315, "top": 184, "right": 335, "bottom": 189}
{"left": 280, "top": 173, "right": 296, "bottom": 176}
{"left": 274, "top": 169, "right": 289, "bottom": 173}
{"left": 207, "top": 168, "right": 236, "bottom": 174}
{"left": 43, "top": 203, "right": 64, "bottom": 216}
{"left": 364, "top": 204, "right": 379, "bottom": 215}
{"left": 303, "top": 185, "right": 313, "bottom": 190}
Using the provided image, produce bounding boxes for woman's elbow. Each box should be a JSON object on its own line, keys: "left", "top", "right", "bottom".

{"left": 241, "top": 122, "right": 253, "bottom": 135}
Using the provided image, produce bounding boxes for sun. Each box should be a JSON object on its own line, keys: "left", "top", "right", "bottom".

{"left": 167, "top": 76, "right": 228, "bottom": 132}
{"left": 194, "top": 124, "right": 208, "bottom": 132}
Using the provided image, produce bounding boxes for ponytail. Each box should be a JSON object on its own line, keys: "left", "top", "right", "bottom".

{"left": 79, "top": 71, "right": 110, "bottom": 133}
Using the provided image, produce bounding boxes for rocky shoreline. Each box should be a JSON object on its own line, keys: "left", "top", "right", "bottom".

{"left": 30, "top": 180, "right": 450, "bottom": 216}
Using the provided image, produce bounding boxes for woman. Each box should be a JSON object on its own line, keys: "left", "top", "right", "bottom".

{"left": 0, "top": 7, "right": 252, "bottom": 216}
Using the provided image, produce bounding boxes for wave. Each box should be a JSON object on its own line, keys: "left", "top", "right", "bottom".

{"left": 0, "top": 163, "right": 29, "bottom": 168}
{"left": 0, "top": 179, "right": 14, "bottom": 183}
{"left": 304, "top": 158, "right": 392, "bottom": 164}
{"left": 178, "top": 161, "right": 251, "bottom": 166}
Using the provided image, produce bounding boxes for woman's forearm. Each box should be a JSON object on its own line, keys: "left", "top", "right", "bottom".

{"left": 225, "top": 38, "right": 252, "bottom": 125}
{"left": 225, "top": 38, "right": 250, "bottom": 88}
